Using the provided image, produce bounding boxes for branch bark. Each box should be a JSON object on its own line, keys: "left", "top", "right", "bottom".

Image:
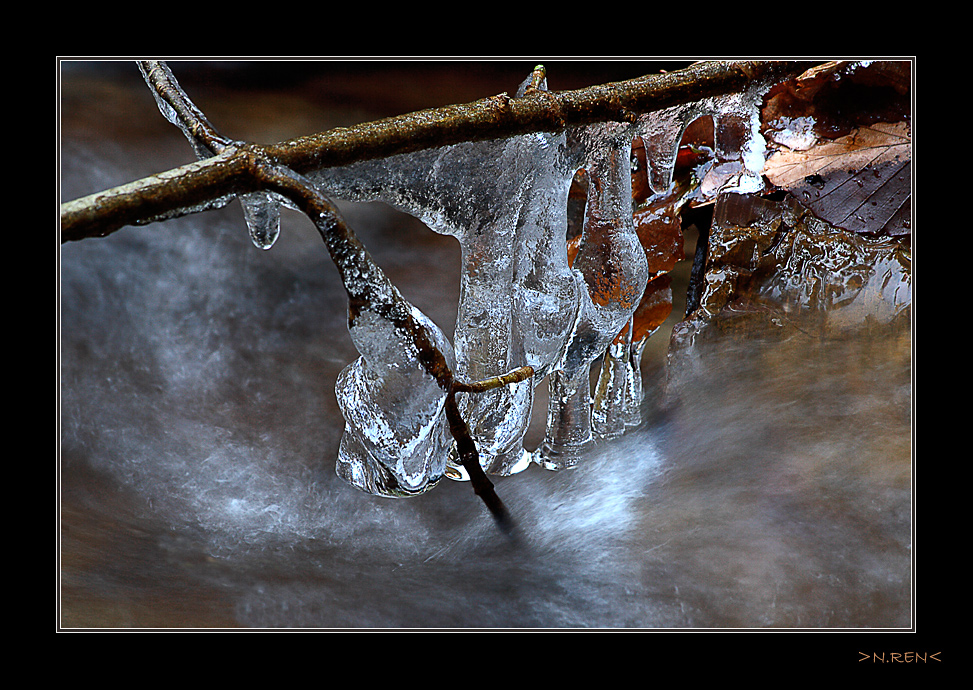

{"left": 60, "top": 60, "right": 816, "bottom": 243}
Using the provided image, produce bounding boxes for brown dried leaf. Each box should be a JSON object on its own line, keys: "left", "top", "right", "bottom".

{"left": 629, "top": 273, "right": 673, "bottom": 343}
{"left": 763, "top": 122, "right": 911, "bottom": 236}
{"left": 764, "top": 121, "right": 910, "bottom": 187}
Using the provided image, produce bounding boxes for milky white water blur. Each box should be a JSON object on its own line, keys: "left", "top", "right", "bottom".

{"left": 60, "top": 64, "right": 911, "bottom": 629}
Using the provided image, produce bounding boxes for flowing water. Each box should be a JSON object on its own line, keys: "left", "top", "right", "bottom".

{"left": 59, "top": 62, "right": 912, "bottom": 630}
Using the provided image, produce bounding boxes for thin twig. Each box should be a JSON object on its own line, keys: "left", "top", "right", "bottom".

{"left": 444, "top": 390, "right": 515, "bottom": 535}
{"left": 452, "top": 366, "right": 535, "bottom": 394}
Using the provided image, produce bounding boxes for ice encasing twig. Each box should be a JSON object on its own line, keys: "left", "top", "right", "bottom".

{"left": 135, "top": 60, "right": 516, "bottom": 530}
{"left": 306, "top": 73, "right": 581, "bottom": 479}
{"left": 138, "top": 61, "right": 232, "bottom": 158}
{"left": 265, "top": 161, "right": 515, "bottom": 529}
{"left": 139, "top": 61, "right": 285, "bottom": 250}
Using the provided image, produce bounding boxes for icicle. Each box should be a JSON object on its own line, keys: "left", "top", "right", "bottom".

{"left": 536, "top": 122, "right": 649, "bottom": 470}
{"left": 510, "top": 134, "right": 582, "bottom": 382}
{"left": 443, "top": 129, "right": 583, "bottom": 477}
{"left": 637, "top": 104, "right": 705, "bottom": 196}
{"left": 635, "top": 73, "right": 773, "bottom": 205}
{"left": 240, "top": 191, "right": 282, "bottom": 250}
{"left": 592, "top": 136, "right": 679, "bottom": 433}
{"left": 618, "top": 273, "right": 675, "bottom": 425}
{"left": 708, "top": 88, "right": 768, "bottom": 196}
{"left": 447, "top": 142, "right": 530, "bottom": 476}
{"left": 591, "top": 321, "right": 632, "bottom": 439}
{"left": 624, "top": 332, "right": 648, "bottom": 425}
{"left": 393, "top": 137, "right": 538, "bottom": 477}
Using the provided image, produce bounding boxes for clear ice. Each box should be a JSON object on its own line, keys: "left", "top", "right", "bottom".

{"left": 312, "top": 130, "right": 579, "bottom": 480}
{"left": 335, "top": 300, "right": 457, "bottom": 497}
{"left": 300, "top": 71, "right": 781, "bottom": 494}
{"left": 140, "top": 62, "right": 286, "bottom": 251}
{"left": 537, "top": 122, "right": 648, "bottom": 468}
{"left": 141, "top": 62, "right": 764, "bottom": 492}
{"left": 240, "top": 191, "right": 282, "bottom": 250}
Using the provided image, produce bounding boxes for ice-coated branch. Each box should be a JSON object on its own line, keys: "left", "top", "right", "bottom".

{"left": 125, "top": 59, "right": 519, "bottom": 531}
{"left": 137, "top": 61, "right": 233, "bottom": 157}
{"left": 60, "top": 60, "right": 817, "bottom": 243}
{"left": 257, "top": 156, "right": 516, "bottom": 532}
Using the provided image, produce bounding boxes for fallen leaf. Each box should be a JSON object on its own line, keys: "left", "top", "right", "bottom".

{"left": 629, "top": 273, "right": 673, "bottom": 343}
{"left": 762, "top": 122, "right": 911, "bottom": 236}
{"left": 763, "top": 121, "right": 910, "bottom": 188}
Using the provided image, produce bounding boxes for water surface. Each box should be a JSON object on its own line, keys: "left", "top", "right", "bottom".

{"left": 59, "top": 62, "right": 913, "bottom": 631}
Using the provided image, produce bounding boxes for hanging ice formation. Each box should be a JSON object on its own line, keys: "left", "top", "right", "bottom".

{"left": 226, "top": 69, "right": 777, "bottom": 497}
{"left": 139, "top": 62, "right": 285, "bottom": 251}
{"left": 334, "top": 285, "right": 458, "bottom": 497}
{"left": 537, "top": 122, "right": 648, "bottom": 468}
{"left": 311, "top": 134, "right": 579, "bottom": 484}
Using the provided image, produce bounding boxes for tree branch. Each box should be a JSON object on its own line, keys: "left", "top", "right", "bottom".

{"left": 97, "top": 59, "right": 535, "bottom": 532}
{"left": 60, "top": 60, "right": 816, "bottom": 243}
{"left": 59, "top": 59, "right": 822, "bottom": 534}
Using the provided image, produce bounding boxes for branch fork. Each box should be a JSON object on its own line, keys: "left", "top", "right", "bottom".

{"left": 137, "top": 60, "right": 532, "bottom": 533}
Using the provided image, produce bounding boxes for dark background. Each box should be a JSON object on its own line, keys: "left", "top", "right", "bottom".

{"left": 59, "top": 60, "right": 926, "bottom": 659}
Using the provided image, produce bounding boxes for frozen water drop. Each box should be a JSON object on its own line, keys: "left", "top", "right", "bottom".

{"left": 240, "top": 191, "right": 282, "bottom": 250}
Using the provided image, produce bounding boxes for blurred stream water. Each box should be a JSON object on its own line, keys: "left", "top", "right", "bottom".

{"left": 59, "top": 63, "right": 912, "bottom": 630}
